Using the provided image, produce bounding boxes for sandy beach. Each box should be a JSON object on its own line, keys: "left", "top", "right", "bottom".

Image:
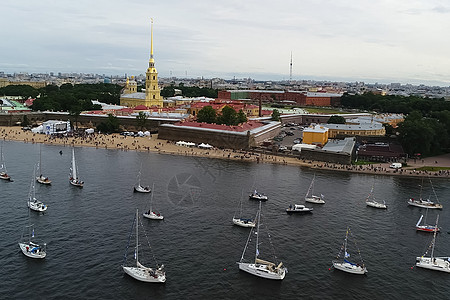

{"left": 1, "top": 126, "right": 449, "bottom": 179}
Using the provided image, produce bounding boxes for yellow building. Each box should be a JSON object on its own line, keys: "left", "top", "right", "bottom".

{"left": 302, "top": 124, "right": 329, "bottom": 146}
{"left": 0, "top": 78, "right": 46, "bottom": 89}
{"left": 325, "top": 123, "right": 385, "bottom": 138}
{"left": 120, "top": 19, "right": 163, "bottom": 108}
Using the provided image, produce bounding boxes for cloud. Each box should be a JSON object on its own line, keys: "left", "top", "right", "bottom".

{"left": 1, "top": 0, "right": 449, "bottom": 86}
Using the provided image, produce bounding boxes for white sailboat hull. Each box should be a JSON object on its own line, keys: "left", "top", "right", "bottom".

{"left": 70, "top": 179, "right": 83, "bottom": 187}
{"left": 305, "top": 196, "right": 325, "bottom": 204}
{"left": 123, "top": 266, "right": 166, "bottom": 283}
{"left": 19, "top": 242, "right": 46, "bottom": 259}
{"left": 416, "top": 256, "right": 450, "bottom": 273}
{"left": 0, "top": 172, "right": 11, "bottom": 181}
{"left": 28, "top": 198, "right": 47, "bottom": 212}
{"left": 249, "top": 194, "right": 268, "bottom": 201}
{"left": 238, "top": 262, "right": 286, "bottom": 280}
{"left": 408, "top": 199, "right": 442, "bottom": 209}
{"left": 143, "top": 211, "right": 164, "bottom": 220}
{"left": 332, "top": 261, "right": 367, "bottom": 275}
{"left": 366, "top": 200, "right": 387, "bottom": 209}
{"left": 232, "top": 217, "right": 256, "bottom": 228}
{"left": 36, "top": 175, "right": 51, "bottom": 185}
{"left": 134, "top": 185, "right": 151, "bottom": 193}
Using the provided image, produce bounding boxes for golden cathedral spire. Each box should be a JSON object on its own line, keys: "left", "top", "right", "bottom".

{"left": 150, "top": 18, "right": 154, "bottom": 64}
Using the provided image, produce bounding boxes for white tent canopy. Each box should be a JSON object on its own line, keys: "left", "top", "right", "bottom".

{"left": 198, "top": 143, "right": 213, "bottom": 149}
{"left": 176, "top": 141, "right": 187, "bottom": 146}
{"left": 292, "top": 144, "right": 318, "bottom": 152}
{"left": 31, "top": 125, "right": 43, "bottom": 134}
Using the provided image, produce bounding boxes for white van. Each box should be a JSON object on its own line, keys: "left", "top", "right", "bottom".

{"left": 389, "top": 163, "right": 402, "bottom": 169}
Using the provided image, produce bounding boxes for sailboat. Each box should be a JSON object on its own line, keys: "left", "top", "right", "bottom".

{"left": 134, "top": 165, "right": 151, "bottom": 193}
{"left": 249, "top": 189, "right": 268, "bottom": 201}
{"left": 416, "top": 209, "right": 440, "bottom": 232}
{"left": 122, "top": 209, "right": 166, "bottom": 282}
{"left": 332, "top": 226, "right": 368, "bottom": 275}
{"left": 237, "top": 201, "right": 287, "bottom": 280}
{"left": 233, "top": 191, "right": 256, "bottom": 228}
{"left": 143, "top": 183, "right": 163, "bottom": 220}
{"left": 36, "top": 145, "right": 51, "bottom": 185}
{"left": 19, "top": 223, "right": 46, "bottom": 259}
{"left": 408, "top": 177, "right": 442, "bottom": 209}
{"left": 305, "top": 174, "right": 325, "bottom": 204}
{"left": 0, "top": 142, "right": 11, "bottom": 181}
{"left": 28, "top": 165, "right": 48, "bottom": 212}
{"left": 415, "top": 215, "right": 450, "bottom": 272}
{"left": 365, "top": 183, "right": 387, "bottom": 209}
{"left": 69, "top": 148, "right": 83, "bottom": 187}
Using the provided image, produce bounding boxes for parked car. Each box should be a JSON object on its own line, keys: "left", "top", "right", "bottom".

{"left": 390, "top": 163, "right": 402, "bottom": 169}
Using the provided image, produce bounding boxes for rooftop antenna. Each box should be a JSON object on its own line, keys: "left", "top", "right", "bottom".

{"left": 289, "top": 51, "right": 293, "bottom": 81}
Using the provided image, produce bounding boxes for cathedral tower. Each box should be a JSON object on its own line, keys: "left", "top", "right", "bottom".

{"left": 145, "top": 19, "right": 163, "bottom": 107}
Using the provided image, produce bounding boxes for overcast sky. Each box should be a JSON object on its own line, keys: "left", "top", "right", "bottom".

{"left": 2, "top": 0, "right": 450, "bottom": 86}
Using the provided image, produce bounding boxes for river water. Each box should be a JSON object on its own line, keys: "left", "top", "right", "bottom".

{"left": 1, "top": 140, "right": 449, "bottom": 299}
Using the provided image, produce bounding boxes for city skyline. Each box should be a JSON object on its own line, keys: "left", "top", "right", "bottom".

{"left": 2, "top": 0, "right": 450, "bottom": 87}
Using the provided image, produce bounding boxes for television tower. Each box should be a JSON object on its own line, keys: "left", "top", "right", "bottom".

{"left": 289, "top": 51, "right": 293, "bottom": 81}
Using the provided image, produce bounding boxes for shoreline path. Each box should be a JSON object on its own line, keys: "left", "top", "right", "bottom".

{"left": 1, "top": 126, "right": 449, "bottom": 179}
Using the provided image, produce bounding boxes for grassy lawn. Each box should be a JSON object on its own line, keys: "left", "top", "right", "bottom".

{"left": 414, "top": 166, "right": 450, "bottom": 171}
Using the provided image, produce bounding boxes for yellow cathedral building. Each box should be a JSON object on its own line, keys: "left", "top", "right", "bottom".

{"left": 120, "top": 19, "right": 163, "bottom": 108}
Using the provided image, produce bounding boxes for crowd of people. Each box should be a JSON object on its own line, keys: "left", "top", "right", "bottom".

{"left": 1, "top": 126, "right": 449, "bottom": 178}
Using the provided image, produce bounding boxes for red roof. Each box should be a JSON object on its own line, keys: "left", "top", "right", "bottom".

{"left": 24, "top": 98, "right": 35, "bottom": 106}
{"left": 134, "top": 105, "right": 148, "bottom": 110}
{"left": 174, "top": 120, "right": 265, "bottom": 132}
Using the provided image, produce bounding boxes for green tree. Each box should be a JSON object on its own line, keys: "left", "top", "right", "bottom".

{"left": 327, "top": 115, "right": 346, "bottom": 124}
{"left": 383, "top": 123, "right": 394, "bottom": 136}
{"left": 136, "top": 111, "right": 148, "bottom": 130}
{"left": 271, "top": 109, "right": 280, "bottom": 121}
{"left": 398, "top": 111, "right": 434, "bottom": 156}
{"left": 97, "top": 114, "right": 120, "bottom": 133}
{"left": 236, "top": 109, "right": 248, "bottom": 124}
{"left": 21, "top": 115, "right": 30, "bottom": 127}
{"left": 161, "top": 85, "right": 175, "bottom": 97}
{"left": 217, "top": 106, "right": 237, "bottom": 126}
{"left": 68, "top": 104, "right": 83, "bottom": 130}
{"left": 196, "top": 106, "right": 217, "bottom": 123}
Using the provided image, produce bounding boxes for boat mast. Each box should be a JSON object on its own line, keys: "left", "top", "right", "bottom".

{"left": 344, "top": 227, "right": 349, "bottom": 258}
{"left": 135, "top": 209, "right": 139, "bottom": 267}
{"left": 239, "top": 190, "right": 244, "bottom": 218}
{"left": 72, "top": 148, "right": 77, "bottom": 179}
{"left": 32, "top": 165, "right": 36, "bottom": 199}
{"left": 430, "top": 215, "right": 439, "bottom": 259}
{"left": 240, "top": 209, "right": 257, "bottom": 262}
{"left": 39, "top": 145, "right": 42, "bottom": 175}
{"left": 429, "top": 177, "right": 439, "bottom": 204}
{"left": 254, "top": 201, "right": 262, "bottom": 263}
{"left": 150, "top": 183, "right": 155, "bottom": 211}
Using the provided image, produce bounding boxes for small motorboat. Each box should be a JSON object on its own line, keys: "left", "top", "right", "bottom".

{"left": 286, "top": 204, "right": 313, "bottom": 214}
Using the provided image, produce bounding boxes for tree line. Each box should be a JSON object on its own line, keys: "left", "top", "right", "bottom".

{"left": 197, "top": 105, "right": 247, "bottom": 126}
{"left": 160, "top": 84, "right": 218, "bottom": 98}
{"left": 0, "top": 83, "right": 121, "bottom": 111}
{"left": 341, "top": 93, "right": 450, "bottom": 156}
